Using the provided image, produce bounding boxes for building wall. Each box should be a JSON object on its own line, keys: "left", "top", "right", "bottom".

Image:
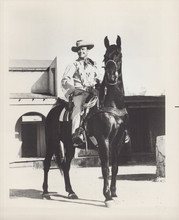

{"left": 127, "top": 107, "right": 165, "bottom": 153}
{"left": 8, "top": 99, "right": 56, "bottom": 161}
{"left": 8, "top": 58, "right": 58, "bottom": 161}
{"left": 9, "top": 71, "right": 48, "bottom": 94}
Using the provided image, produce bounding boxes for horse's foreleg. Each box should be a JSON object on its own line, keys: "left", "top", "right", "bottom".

{"left": 42, "top": 149, "right": 53, "bottom": 195}
{"left": 98, "top": 138, "right": 112, "bottom": 201}
{"left": 110, "top": 130, "right": 125, "bottom": 198}
{"left": 110, "top": 152, "right": 118, "bottom": 198}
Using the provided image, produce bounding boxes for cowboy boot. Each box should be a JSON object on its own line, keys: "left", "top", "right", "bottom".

{"left": 72, "top": 127, "right": 85, "bottom": 146}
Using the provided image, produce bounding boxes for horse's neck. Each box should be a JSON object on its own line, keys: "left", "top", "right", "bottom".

{"left": 101, "top": 83, "right": 125, "bottom": 109}
{"left": 118, "top": 70, "right": 125, "bottom": 95}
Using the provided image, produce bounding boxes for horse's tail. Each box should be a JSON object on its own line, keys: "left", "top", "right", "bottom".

{"left": 45, "top": 98, "right": 68, "bottom": 174}
{"left": 54, "top": 141, "right": 66, "bottom": 175}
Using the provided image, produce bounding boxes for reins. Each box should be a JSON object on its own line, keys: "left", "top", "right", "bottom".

{"left": 104, "top": 78, "right": 118, "bottom": 86}
{"left": 83, "top": 95, "right": 98, "bottom": 109}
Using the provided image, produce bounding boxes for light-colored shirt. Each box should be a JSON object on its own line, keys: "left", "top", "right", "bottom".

{"left": 61, "top": 58, "right": 102, "bottom": 98}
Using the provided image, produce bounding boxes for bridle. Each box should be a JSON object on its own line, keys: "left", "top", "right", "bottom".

{"left": 104, "top": 59, "right": 120, "bottom": 86}
{"left": 105, "top": 59, "right": 118, "bottom": 69}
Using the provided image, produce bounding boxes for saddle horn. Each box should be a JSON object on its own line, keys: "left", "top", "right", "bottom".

{"left": 104, "top": 36, "right": 110, "bottom": 49}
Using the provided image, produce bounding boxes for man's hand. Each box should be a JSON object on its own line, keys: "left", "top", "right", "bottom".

{"left": 86, "top": 86, "right": 98, "bottom": 96}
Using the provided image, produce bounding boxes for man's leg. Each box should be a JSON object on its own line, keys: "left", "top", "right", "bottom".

{"left": 71, "top": 92, "right": 88, "bottom": 144}
{"left": 71, "top": 94, "right": 83, "bottom": 134}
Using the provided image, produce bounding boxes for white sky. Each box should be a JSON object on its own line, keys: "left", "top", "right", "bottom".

{"left": 6, "top": 0, "right": 179, "bottom": 95}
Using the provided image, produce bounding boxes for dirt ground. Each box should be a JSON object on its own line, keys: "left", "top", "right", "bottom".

{"left": 1, "top": 165, "right": 179, "bottom": 220}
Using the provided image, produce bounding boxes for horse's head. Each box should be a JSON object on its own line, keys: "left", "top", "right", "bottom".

{"left": 103, "top": 36, "right": 122, "bottom": 85}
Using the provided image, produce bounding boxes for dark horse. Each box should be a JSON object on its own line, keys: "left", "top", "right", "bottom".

{"left": 42, "top": 36, "right": 129, "bottom": 206}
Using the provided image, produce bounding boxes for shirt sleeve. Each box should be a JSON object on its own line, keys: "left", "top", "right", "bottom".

{"left": 61, "top": 63, "right": 76, "bottom": 91}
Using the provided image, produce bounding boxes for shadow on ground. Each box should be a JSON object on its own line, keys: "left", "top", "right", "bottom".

{"left": 99, "top": 173, "right": 157, "bottom": 181}
{"left": 9, "top": 189, "right": 105, "bottom": 208}
{"left": 116, "top": 173, "right": 157, "bottom": 181}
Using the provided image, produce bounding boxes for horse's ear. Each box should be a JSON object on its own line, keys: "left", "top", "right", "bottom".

{"left": 116, "top": 35, "right": 121, "bottom": 48}
{"left": 104, "top": 36, "right": 110, "bottom": 49}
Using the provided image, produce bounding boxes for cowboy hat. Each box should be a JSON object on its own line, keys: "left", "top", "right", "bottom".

{"left": 71, "top": 40, "right": 94, "bottom": 52}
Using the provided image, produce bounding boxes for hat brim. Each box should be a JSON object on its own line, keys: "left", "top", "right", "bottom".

{"left": 71, "top": 44, "right": 94, "bottom": 52}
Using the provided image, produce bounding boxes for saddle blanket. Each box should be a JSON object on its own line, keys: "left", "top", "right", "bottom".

{"left": 59, "top": 107, "right": 70, "bottom": 122}
{"left": 58, "top": 107, "right": 98, "bottom": 147}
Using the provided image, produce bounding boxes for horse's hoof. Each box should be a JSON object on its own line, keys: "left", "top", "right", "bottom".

{"left": 42, "top": 193, "right": 51, "bottom": 200}
{"left": 68, "top": 193, "right": 78, "bottom": 199}
{"left": 105, "top": 199, "right": 116, "bottom": 208}
{"left": 112, "top": 197, "right": 120, "bottom": 205}
{"left": 112, "top": 196, "right": 118, "bottom": 201}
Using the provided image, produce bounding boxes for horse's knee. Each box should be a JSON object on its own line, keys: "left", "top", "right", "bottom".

{"left": 111, "top": 164, "right": 118, "bottom": 175}
{"left": 101, "top": 166, "right": 110, "bottom": 177}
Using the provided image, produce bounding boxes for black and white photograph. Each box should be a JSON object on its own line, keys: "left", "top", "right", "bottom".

{"left": 0, "top": 0, "right": 179, "bottom": 219}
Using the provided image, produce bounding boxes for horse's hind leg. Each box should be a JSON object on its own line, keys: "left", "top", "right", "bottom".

{"left": 63, "top": 145, "right": 78, "bottom": 199}
{"left": 42, "top": 147, "right": 54, "bottom": 195}
{"left": 55, "top": 141, "right": 78, "bottom": 199}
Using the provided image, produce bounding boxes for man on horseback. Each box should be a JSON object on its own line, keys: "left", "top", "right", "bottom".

{"left": 61, "top": 40, "right": 102, "bottom": 145}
